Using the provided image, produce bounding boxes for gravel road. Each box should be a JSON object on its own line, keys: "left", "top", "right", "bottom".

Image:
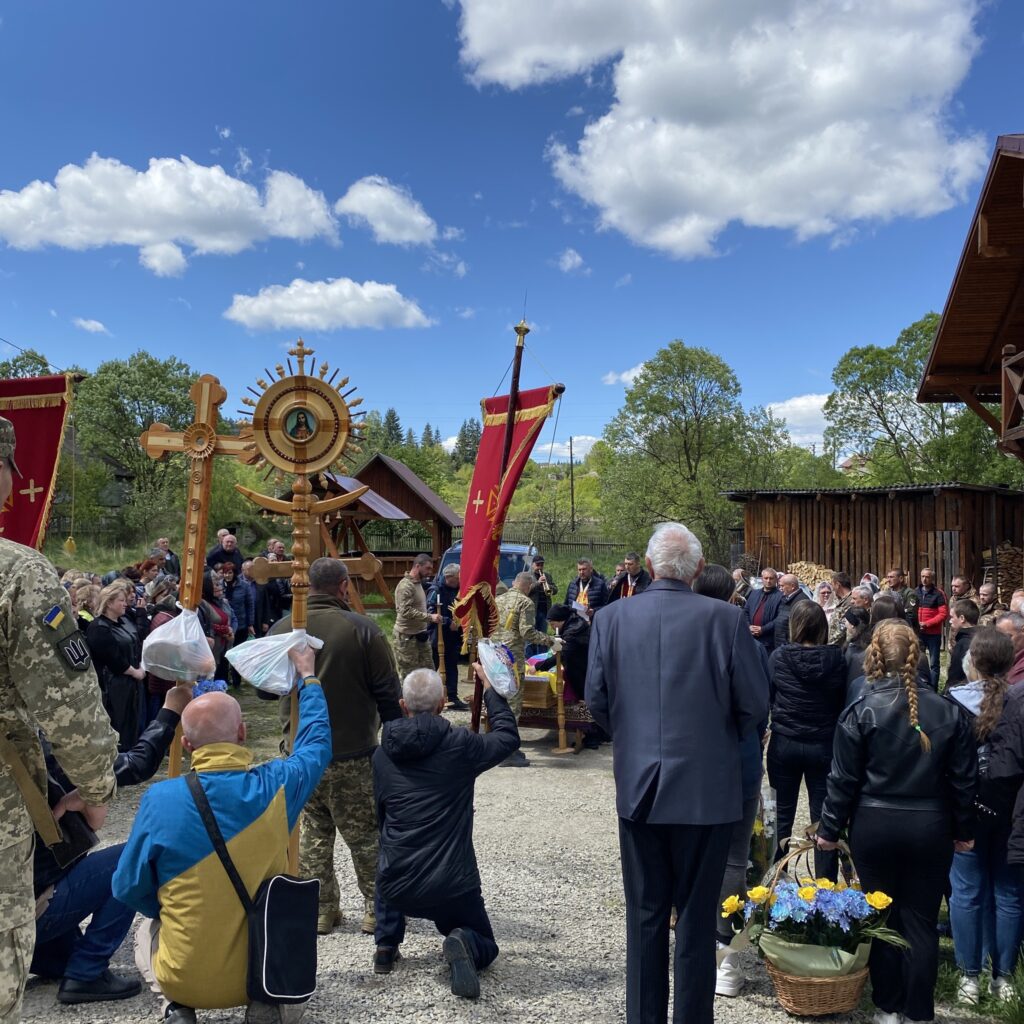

{"left": 21, "top": 698, "right": 986, "bottom": 1024}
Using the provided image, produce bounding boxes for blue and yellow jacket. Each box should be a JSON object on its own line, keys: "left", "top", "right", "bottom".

{"left": 112, "top": 681, "right": 330, "bottom": 1009}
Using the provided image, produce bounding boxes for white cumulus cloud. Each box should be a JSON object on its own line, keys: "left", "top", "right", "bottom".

{"left": 454, "top": 0, "right": 988, "bottom": 257}
{"left": 602, "top": 362, "right": 645, "bottom": 386}
{"left": 335, "top": 175, "right": 438, "bottom": 246}
{"left": 546, "top": 434, "right": 599, "bottom": 460}
{"left": 223, "top": 276, "right": 434, "bottom": 331}
{"left": 0, "top": 153, "right": 338, "bottom": 274}
{"left": 558, "top": 247, "right": 586, "bottom": 273}
{"left": 767, "top": 393, "right": 830, "bottom": 448}
{"left": 72, "top": 317, "right": 109, "bottom": 334}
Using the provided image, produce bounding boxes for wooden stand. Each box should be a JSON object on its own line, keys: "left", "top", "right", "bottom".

{"left": 551, "top": 650, "right": 573, "bottom": 754}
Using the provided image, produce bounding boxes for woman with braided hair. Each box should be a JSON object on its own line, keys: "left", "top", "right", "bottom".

{"left": 817, "top": 620, "right": 976, "bottom": 1024}
{"left": 947, "top": 627, "right": 1023, "bottom": 1004}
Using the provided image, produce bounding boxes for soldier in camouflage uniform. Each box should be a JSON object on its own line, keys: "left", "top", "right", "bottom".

{"left": 392, "top": 554, "right": 440, "bottom": 681}
{"left": 977, "top": 582, "right": 1008, "bottom": 627}
{"left": 827, "top": 572, "right": 854, "bottom": 645}
{"left": 273, "top": 558, "right": 402, "bottom": 935}
{"left": 491, "top": 573, "right": 559, "bottom": 767}
{"left": 884, "top": 567, "right": 920, "bottom": 632}
{"left": 0, "top": 416, "right": 119, "bottom": 1023}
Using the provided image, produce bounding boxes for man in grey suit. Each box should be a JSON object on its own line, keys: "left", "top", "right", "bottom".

{"left": 586, "top": 522, "right": 769, "bottom": 1024}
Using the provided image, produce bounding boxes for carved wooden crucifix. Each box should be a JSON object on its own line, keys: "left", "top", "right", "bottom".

{"left": 139, "top": 374, "right": 252, "bottom": 777}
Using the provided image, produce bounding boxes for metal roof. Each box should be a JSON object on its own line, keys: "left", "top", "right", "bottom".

{"left": 359, "top": 452, "right": 463, "bottom": 526}
{"left": 724, "top": 482, "right": 1022, "bottom": 501}
{"left": 918, "top": 134, "right": 1024, "bottom": 406}
{"left": 321, "top": 473, "right": 409, "bottom": 520}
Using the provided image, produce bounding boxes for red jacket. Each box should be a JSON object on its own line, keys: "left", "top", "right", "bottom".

{"left": 916, "top": 586, "right": 948, "bottom": 635}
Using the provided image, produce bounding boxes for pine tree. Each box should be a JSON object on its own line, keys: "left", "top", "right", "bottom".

{"left": 382, "top": 408, "right": 403, "bottom": 449}
{"left": 421, "top": 423, "right": 435, "bottom": 447}
{"left": 404, "top": 427, "right": 417, "bottom": 448}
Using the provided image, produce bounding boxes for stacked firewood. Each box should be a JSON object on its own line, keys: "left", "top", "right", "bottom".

{"left": 993, "top": 542, "right": 1023, "bottom": 605}
{"left": 787, "top": 561, "right": 835, "bottom": 589}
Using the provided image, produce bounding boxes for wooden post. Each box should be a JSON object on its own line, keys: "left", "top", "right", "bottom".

{"left": 139, "top": 375, "right": 252, "bottom": 778}
{"left": 551, "top": 648, "right": 572, "bottom": 754}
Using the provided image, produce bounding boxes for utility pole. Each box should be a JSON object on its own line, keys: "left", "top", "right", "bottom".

{"left": 569, "top": 435, "right": 576, "bottom": 533}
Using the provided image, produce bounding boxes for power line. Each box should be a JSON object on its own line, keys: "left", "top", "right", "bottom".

{"left": 0, "top": 333, "right": 66, "bottom": 374}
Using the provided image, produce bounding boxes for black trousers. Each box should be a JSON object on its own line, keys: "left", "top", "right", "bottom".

{"left": 850, "top": 806, "right": 953, "bottom": 1022}
{"left": 432, "top": 632, "right": 461, "bottom": 701}
{"left": 618, "top": 817, "right": 732, "bottom": 1024}
{"left": 374, "top": 886, "right": 498, "bottom": 969}
{"left": 767, "top": 731, "right": 838, "bottom": 880}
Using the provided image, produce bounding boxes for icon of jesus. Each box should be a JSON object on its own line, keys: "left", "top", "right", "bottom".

{"left": 286, "top": 409, "right": 315, "bottom": 441}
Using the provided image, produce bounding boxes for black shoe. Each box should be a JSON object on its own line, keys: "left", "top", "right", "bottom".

{"left": 443, "top": 930, "right": 480, "bottom": 999}
{"left": 373, "top": 946, "right": 400, "bottom": 975}
{"left": 447, "top": 699, "right": 470, "bottom": 711}
{"left": 500, "top": 750, "right": 530, "bottom": 768}
{"left": 164, "top": 1004, "right": 198, "bottom": 1024}
{"left": 57, "top": 970, "right": 142, "bottom": 1004}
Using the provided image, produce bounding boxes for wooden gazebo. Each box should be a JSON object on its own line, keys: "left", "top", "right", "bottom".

{"left": 354, "top": 453, "right": 463, "bottom": 558}
{"left": 918, "top": 134, "right": 1024, "bottom": 458}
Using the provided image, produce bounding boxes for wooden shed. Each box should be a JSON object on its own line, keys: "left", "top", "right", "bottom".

{"left": 353, "top": 453, "right": 463, "bottom": 559}
{"left": 724, "top": 483, "right": 1024, "bottom": 589}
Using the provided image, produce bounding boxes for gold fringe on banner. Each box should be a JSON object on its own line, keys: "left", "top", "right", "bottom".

{"left": 27, "top": 376, "right": 75, "bottom": 552}
{"left": 0, "top": 393, "right": 65, "bottom": 410}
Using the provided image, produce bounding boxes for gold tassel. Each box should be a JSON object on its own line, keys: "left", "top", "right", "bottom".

{"left": 63, "top": 536, "right": 77, "bottom": 556}
{"left": 0, "top": 394, "right": 65, "bottom": 410}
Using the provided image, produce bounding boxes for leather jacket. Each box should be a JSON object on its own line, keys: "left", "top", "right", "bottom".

{"left": 818, "top": 676, "right": 977, "bottom": 842}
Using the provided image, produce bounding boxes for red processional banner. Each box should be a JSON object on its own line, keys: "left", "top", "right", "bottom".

{"left": 0, "top": 374, "right": 73, "bottom": 549}
{"left": 454, "top": 384, "right": 559, "bottom": 638}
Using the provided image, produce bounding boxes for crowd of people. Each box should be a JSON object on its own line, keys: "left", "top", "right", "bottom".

{"left": 4, "top": 395, "right": 1024, "bottom": 1024}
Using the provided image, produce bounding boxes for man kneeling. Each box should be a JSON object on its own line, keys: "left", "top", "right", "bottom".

{"left": 372, "top": 665, "right": 518, "bottom": 998}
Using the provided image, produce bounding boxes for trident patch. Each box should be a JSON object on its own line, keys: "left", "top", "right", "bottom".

{"left": 57, "top": 634, "right": 92, "bottom": 672}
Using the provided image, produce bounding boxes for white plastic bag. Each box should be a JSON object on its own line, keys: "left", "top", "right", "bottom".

{"left": 225, "top": 629, "right": 324, "bottom": 695}
{"left": 476, "top": 639, "right": 518, "bottom": 698}
{"left": 142, "top": 608, "right": 216, "bottom": 682}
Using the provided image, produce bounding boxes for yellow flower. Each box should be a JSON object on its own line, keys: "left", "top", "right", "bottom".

{"left": 746, "top": 886, "right": 771, "bottom": 905}
{"left": 770, "top": 893, "right": 779, "bottom": 906}
{"left": 799, "top": 877, "right": 815, "bottom": 886}
{"left": 753, "top": 819, "right": 764, "bottom": 836}
{"left": 866, "top": 891, "right": 893, "bottom": 911}
{"left": 851, "top": 882, "right": 862, "bottom": 891}
{"left": 836, "top": 880, "right": 848, "bottom": 891}
{"left": 815, "top": 878, "right": 836, "bottom": 891}
{"left": 798, "top": 886, "right": 817, "bottom": 902}
{"left": 721, "top": 895, "right": 745, "bottom": 917}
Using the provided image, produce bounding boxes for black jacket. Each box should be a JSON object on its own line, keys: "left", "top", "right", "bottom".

{"left": 771, "top": 589, "right": 810, "bottom": 651}
{"left": 425, "top": 580, "right": 461, "bottom": 646}
{"left": 985, "top": 684, "right": 1024, "bottom": 863}
{"left": 565, "top": 574, "right": 609, "bottom": 616}
{"left": 818, "top": 677, "right": 977, "bottom": 842}
{"left": 373, "top": 688, "right": 518, "bottom": 907}
{"left": 947, "top": 626, "right": 977, "bottom": 688}
{"left": 535, "top": 613, "right": 591, "bottom": 700}
{"left": 768, "top": 643, "right": 847, "bottom": 742}
{"left": 608, "top": 569, "right": 652, "bottom": 602}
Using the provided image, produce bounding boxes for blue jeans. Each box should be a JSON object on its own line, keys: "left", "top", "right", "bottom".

{"left": 921, "top": 634, "right": 942, "bottom": 689}
{"left": 374, "top": 886, "right": 498, "bottom": 969}
{"left": 949, "top": 822, "right": 1024, "bottom": 978}
{"left": 32, "top": 844, "right": 136, "bottom": 982}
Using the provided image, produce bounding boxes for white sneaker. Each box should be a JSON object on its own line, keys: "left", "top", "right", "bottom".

{"left": 957, "top": 974, "right": 981, "bottom": 1005}
{"left": 871, "top": 1010, "right": 901, "bottom": 1024}
{"left": 991, "top": 976, "right": 1015, "bottom": 1003}
{"left": 715, "top": 944, "right": 744, "bottom": 997}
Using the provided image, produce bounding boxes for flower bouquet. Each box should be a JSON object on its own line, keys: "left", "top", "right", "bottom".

{"left": 722, "top": 839, "right": 905, "bottom": 1016}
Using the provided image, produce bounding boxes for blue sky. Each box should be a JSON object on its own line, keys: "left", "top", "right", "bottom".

{"left": 1, "top": 0, "right": 1022, "bottom": 460}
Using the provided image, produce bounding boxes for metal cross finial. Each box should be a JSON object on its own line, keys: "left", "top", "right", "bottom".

{"left": 290, "top": 338, "right": 314, "bottom": 374}
{"left": 515, "top": 319, "right": 530, "bottom": 345}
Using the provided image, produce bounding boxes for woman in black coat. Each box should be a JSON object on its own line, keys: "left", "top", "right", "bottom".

{"left": 767, "top": 600, "right": 847, "bottom": 877}
{"left": 86, "top": 584, "right": 148, "bottom": 751}
{"left": 817, "top": 620, "right": 976, "bottom": 1024}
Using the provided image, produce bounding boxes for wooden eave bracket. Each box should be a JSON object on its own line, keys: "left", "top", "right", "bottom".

{"left": 978, "top": 213, "right": 1024, "bottom": 258}
{"left": 949, "top": 384, "right": 1001, "bottom": 436}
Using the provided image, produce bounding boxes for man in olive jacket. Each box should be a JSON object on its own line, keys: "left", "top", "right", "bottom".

{"left": 272, "top": 557, "right": 402, "bottom": 935}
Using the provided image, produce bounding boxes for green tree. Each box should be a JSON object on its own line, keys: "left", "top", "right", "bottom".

{"left": 451, "top": 417, "right": 481, "bottom": 468}
{"left": 0, "top": 347, "right": 52, "bottom": 379}
{"left": 404, "top": 426, "right": 417, "bottom": 448}
{"left": 382, "top": 408, "right": 403, "bottom": 448}
{"left": 74, "top": 351, "right": 199, "bottom": 538}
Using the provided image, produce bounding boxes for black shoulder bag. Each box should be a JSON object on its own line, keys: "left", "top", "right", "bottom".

{"left": 185, "top": 770, "right": 320, "bottom": 1004}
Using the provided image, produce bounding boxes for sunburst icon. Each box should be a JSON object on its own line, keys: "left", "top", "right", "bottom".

{"left": 236, "top": 338, "right": 365, "bottom": 480}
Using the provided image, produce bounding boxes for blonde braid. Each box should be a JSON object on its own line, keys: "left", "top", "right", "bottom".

{"left": 902, "top": 639, "right": 931, "bottom": 752}
{"left": 863, "top": 638, "right": 885, "bottom": 681}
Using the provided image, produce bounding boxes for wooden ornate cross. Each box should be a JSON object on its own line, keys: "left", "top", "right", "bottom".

{"left": 235, "top": 339, "right": 368, "bottom": 869}
{"left": 250, "top": 551, "right": 383, "bottom": 615}
{"left": 139, "top": 374, "right": 252, "bottom": 777}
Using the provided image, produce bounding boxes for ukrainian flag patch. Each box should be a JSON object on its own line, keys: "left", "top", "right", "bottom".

{"left": 42, "top": 605, "right": 65, "bottom": 630}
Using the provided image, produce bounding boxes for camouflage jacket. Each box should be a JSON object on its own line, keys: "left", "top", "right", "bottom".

{"left": 492, "top": 590, "right": 551, "bottom": 670}
{"left": 393, "top": 575, "right": 433, "bottom": 636}
{"left": 0, "top": 539, "right": 118, "bottom": 855}
{"left": 828, "top": 593, "right": 853, "bottom": 645}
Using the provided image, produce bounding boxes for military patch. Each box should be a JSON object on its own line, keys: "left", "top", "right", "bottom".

{"left": 57, "top": 633, "right": 91, "bottom": 672}
{"left": 42, "top": 605, "right": 65, "bottom": 630}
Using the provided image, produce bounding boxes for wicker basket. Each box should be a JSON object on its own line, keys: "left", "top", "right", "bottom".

{"left": 766, "top": 961, "right": 868, "bottom": 1016}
